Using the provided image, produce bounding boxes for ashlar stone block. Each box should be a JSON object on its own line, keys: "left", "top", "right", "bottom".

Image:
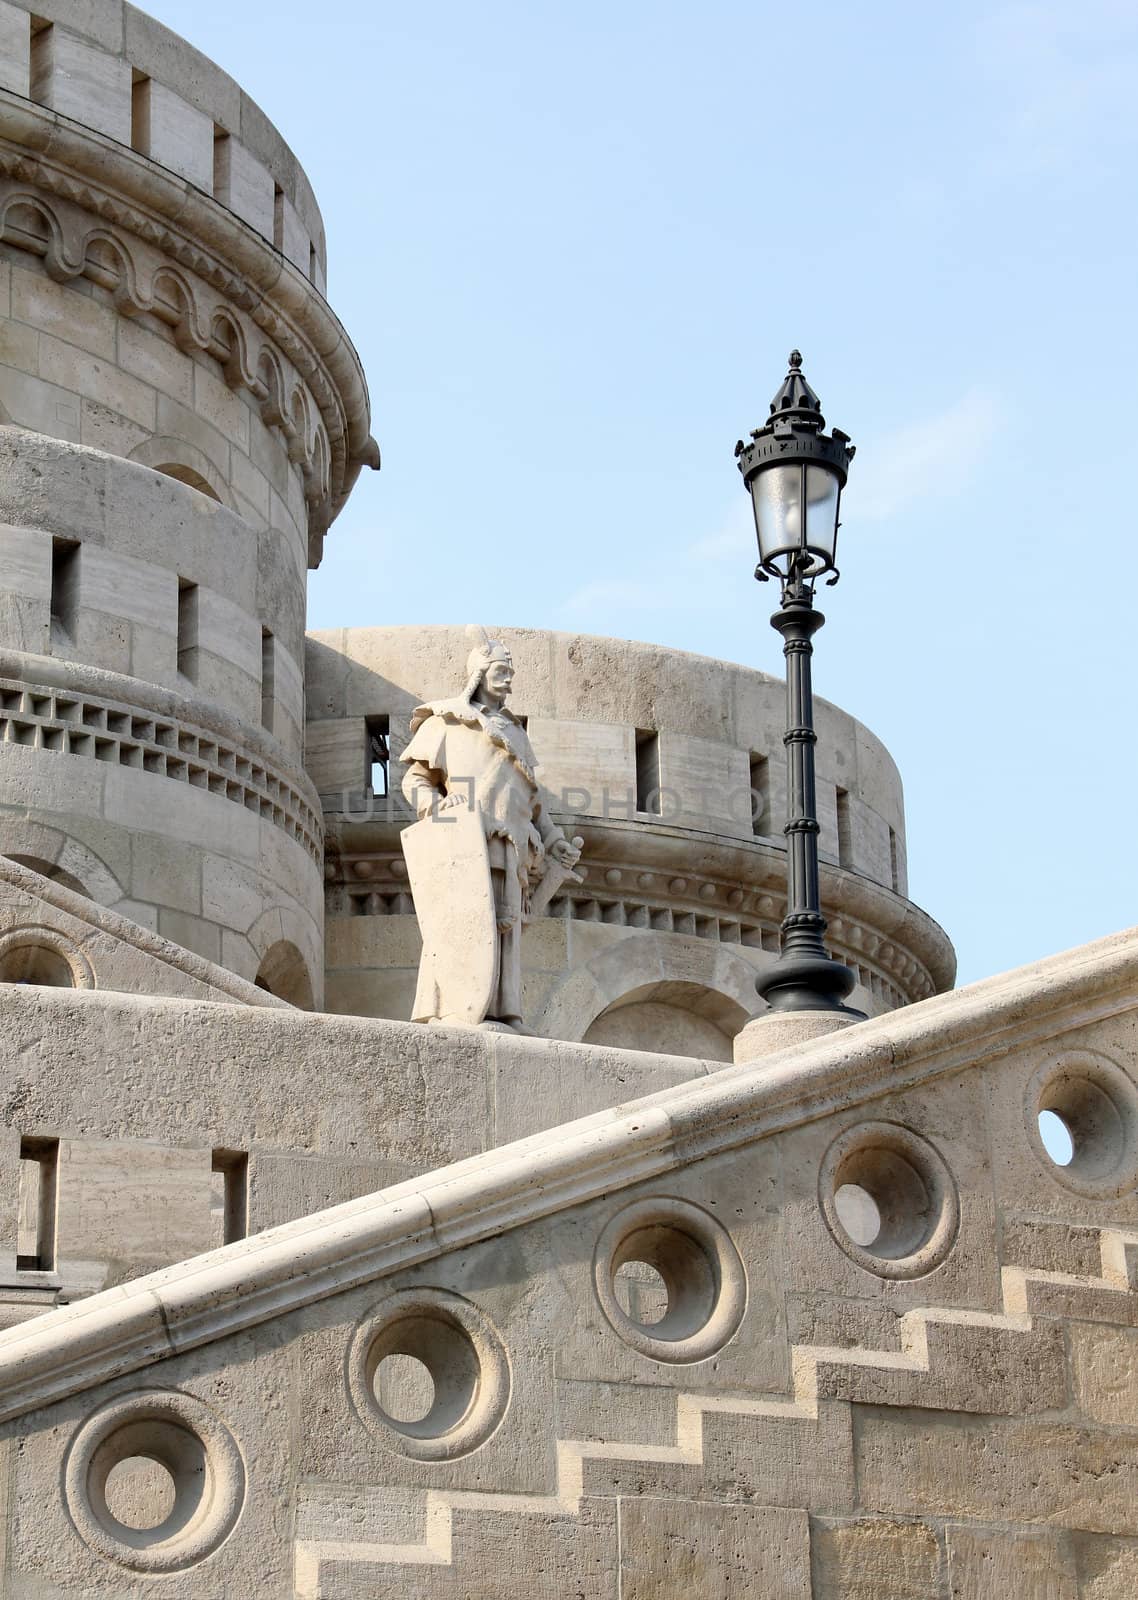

{"left": 0, "top": 3, "right": 30, "bottom": 96}
{"left": 213, "top": 132, "right": 275, "bottom": 237}
{"left": 945, "top": 1523, "right": 1078, "bottom": 1599}
{"left": 30, "top": 24, "right": 131, "bottom": 144}
{"left": 54, "top": 1137, "right": 212, "bottom": 1292}
{"left": 811, "top": 1516, "right": 943, "bottom": 1600}
{"left": 620, "top": 1499, "right": 811, "bottom": 1599}
{"left": 131, "top": 75, "right": 213, "bottom": 189}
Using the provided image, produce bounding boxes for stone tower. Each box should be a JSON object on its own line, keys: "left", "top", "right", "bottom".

{"left": 0, "top": 0, "right": 377, "bottom": 1006}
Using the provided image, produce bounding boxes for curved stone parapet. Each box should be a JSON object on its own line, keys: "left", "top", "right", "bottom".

{"left": 307, "top": 626, "right": 956, "bottom": 1051}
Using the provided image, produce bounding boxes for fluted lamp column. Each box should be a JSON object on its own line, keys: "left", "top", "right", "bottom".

{"left": 733, "top": 352, "right": 866, "bottom": 1050}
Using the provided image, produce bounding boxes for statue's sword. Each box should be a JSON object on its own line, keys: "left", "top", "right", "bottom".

{"left": 525, "top": 836, "right": 584, "bottom": 921}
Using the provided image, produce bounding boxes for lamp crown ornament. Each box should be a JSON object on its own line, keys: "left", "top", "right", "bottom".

{"left": 767, "top": 349, "right": 825, "bottom": 430}
{"left": 734, "top": 349, "right": 855, "bottom": 597}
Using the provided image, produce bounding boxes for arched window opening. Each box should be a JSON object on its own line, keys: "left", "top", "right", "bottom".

{"left": 253, "top": 941, "right": 314, "bottom": 1011}
{"left": 155, "top": 464, "right": 222, "bottom": 503}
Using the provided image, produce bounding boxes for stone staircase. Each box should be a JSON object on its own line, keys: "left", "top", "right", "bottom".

{"left": 293, "top": 1222, "right": 1138, "bottom": 1596}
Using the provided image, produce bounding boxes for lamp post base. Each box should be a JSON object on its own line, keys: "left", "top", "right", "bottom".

{"left": 733, "top": 1004, "right": 861, "bottom": 1066}
{"left": 754, "top": 953, "right": 866, "bottom": 1018}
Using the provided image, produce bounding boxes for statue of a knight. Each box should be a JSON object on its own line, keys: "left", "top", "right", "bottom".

{"left": 399, "top": 628, "right": 581, "bottom": 1031}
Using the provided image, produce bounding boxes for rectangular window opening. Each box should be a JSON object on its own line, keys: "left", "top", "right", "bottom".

{"left": 308, "top": 242, "right": 318, "bottom": 283}
{"left": 211, "top": 1149, "right": 248, "bottom": 1247}
{"left": 260, "top": 627, "right": 275, "bottom": 733}
{"left": 130, "top": 71, "right": 150, "bottom": 155}
{"left": 272, "top": 183, "right": 285, "bottom": 252}
{"left": 836, "top": 786, "right": 852, "bottom": 869}
{"left": 749, "top": 752, "right": 769, "bottom": 838}
{"left": 212, "top": 125, "right": 230, "bottom": 205}
{"left": 16, "top": 1136, "right": 58, "bottom": 1272}
{"left": 177, "top": 579, "right": 198, "bottom": 681}
{"left": 366, "top": 714, "right": 389, "bottom": 797}
{"left": 635, "top": 728, "right": 660, "bottom": 816}
{"left": 28, "top": 18, "right": 52, "bottom": 102}
{"left": 50, "top": 537, "right": 79, "bottom": 651}
{"left": 889, "top": 826, "right": 902, "bottom": 894}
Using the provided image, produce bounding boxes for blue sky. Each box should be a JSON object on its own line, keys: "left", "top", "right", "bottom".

{"left": 148, "top": 0, "right": 1138, "bottom": 988}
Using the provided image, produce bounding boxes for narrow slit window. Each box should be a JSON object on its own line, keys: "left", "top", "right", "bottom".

{"left": 749, "top": 752, "right": 769, "bottom": 837}
{"left": 50, "top": 538, "right": 79, "bottom": 649}
{"left": 889, "top": 826, "right": 902, "bottom": 893}
{"left": 211, "top": 1149, "right": 248, "bottom": 1247}
{"left": 836, "top": 786, "right": 852, "bottom": 868}
{"left": 366, "top": 714, "right": 389, "bottom": 797}
{"left": 212, "top": 125, "right": 230, "bottom": 204}
{"left": 130, "top": 71, "right": 150, "bottom": 155}
{"left": 635, "top": 729, "right": 660, "bottom": 815}
{"left": 28, "top": 18, "right": 52, "bottom": 103}
{"left": 16, "top": 1136, "right": 58, "bottom": 1272}
{"left": 260, "top": 628, "right": 275, "bottom": 732}
{"left": 308, "top": 242, "right": 318, "bottom": 283}
{"left": 273, "top": 184, "right": 285, "bottom": 251}
{"left": 177, "top": 580, "right": 198, "bottom": 680}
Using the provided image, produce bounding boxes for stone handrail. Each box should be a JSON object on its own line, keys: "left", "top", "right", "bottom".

{"left": 0, "top": 922, "right": 1131, "bottom": 1421}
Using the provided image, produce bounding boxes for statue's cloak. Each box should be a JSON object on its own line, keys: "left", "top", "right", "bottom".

{"left": 400, "top": 699, "right": 548, "bottom": 872}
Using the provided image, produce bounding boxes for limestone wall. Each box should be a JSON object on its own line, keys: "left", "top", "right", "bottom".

{"left": 0, "top": 983, "right": 707, "bottom": 1310}
{"left": 307, "top": 626, "right": 955, "bottom": 1051}
{"left": 0, "top": 926, "right": 1134, "bottom": 1595}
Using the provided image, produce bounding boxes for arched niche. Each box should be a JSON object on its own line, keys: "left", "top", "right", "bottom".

{"left": 7, "top": 855, "right": 89, "bottom": 898}
{"left": 533, "top": 931, "right": 762, "bottom": 1053}
{"left": 254, "top": 940, "right": 315, "bottom": 1011}
{"left": 128, "top": 437, "right": 233, "bottom": 509}
{"left": 582, "top": 980, "right": 750, "bottom": 1063}
{"left": 0, "top": 827, "right": 123, "bottom": 907}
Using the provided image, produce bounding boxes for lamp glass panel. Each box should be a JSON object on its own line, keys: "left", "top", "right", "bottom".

{"left": 805, "top": 466, "right": 840, "bottom": 561}
{"left": 750, "top": 464, "right": 802, "bottom": 564}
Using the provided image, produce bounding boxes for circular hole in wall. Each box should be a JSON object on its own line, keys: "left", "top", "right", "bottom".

{"left": 820, "top": 1123, "right": 959, "bottom": 1279}
{"left": 0, "top": 942, "right": 74, "bottom": 986}
{"left": 613, "top": 1260, "right": 669, "bottom": 1326}
{"left": 103, "top": 1455, "right": 177, "bottom": 1531}
{"left": 349, "top": 1290, "right": 511, "bottom": 1461}
{"left": 0, "top": 928, "right": 93, "bottom": 989}
{"left": 1031, "top": 1055, "right": 1138, "bottom": 1196}
{"left": 833, "top": 1183, "right": 882, "bottom": 1248}
{"left": 64, "top": 1392, "right": 244, "bottom": 1573}
{"left": 593, "top": 1197, "right": 747, "bottom": 1364}
{"left": 373, "top": 1352, "right": 437, "bottom": 1426}
{"left": 1037, "top": 1109, "right": 1075, "bottom": 1167}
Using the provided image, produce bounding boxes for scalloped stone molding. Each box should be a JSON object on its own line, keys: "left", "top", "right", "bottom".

{"left": 0, "top": 93, "right": 378, "bottom": 559}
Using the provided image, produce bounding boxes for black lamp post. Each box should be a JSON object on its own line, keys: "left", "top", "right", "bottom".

{"left": 735, "top": 351, "right": 864, "bottom": 1019}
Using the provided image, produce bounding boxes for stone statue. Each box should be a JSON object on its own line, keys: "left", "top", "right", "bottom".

{"left": 399, "top": 628, "right": 582, "bottom": 1031}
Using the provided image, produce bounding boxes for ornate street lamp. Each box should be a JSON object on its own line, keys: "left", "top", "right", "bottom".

{"left": 735, "top": 351, "right": 864, "bottom": 1019}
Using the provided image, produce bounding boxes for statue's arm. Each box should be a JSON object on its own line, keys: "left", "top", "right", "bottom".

{"left": 534, "top": 787, "right": 581, "bottom": 866}
{"left": 535, "top": 791, "right": 566, "bottom": 847}
{"left": 401, "top": 759, "right": 445, "bottom": 819}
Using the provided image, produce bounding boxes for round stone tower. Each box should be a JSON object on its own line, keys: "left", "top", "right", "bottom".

{"left": 307, "top": 626, "right": 955, "bottom": 1058}
{"left": 0, "top": 1, "right": 377, "bottom": 1005}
